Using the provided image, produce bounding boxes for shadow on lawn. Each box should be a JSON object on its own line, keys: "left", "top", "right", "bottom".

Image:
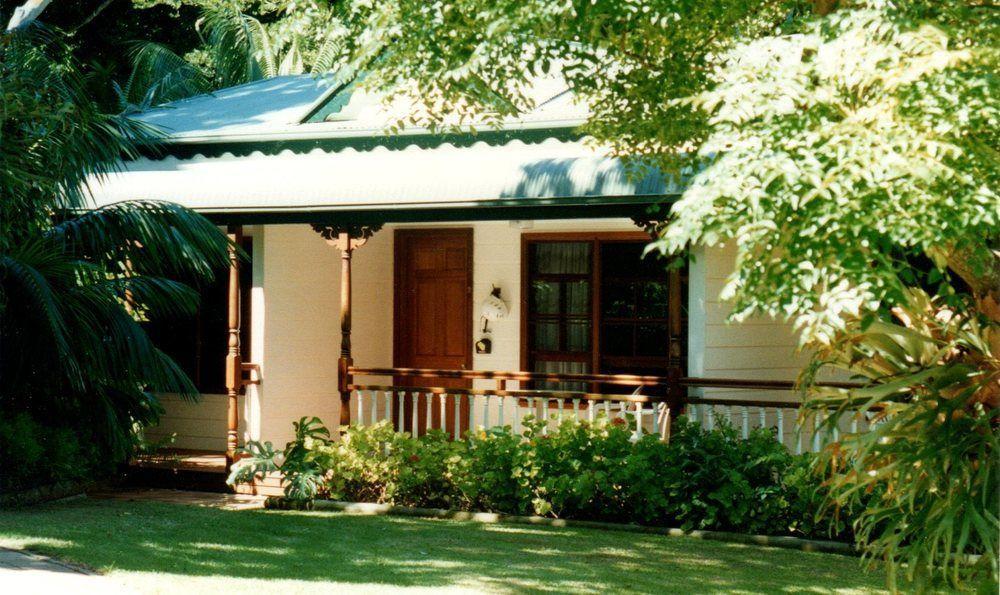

{"left": 0, "top": 499, "right": 884, "bottom": 593}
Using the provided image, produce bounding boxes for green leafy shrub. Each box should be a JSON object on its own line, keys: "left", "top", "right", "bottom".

{"left": 651, "top": 418, "right": 793, "bottom": 534}
{"left": 524, "top": 416, "right": 635, "bottom": 519}
{"left": 451, "top": 426, "right": 536, "bottom": 515}
{"left": 234, "top": 414, "right": 854, "bottom": 541}
{"left": 0, "top": 413, "right": 100, "bottom": 493}
{"left": 228, "top": 416, "right": 335, "bottom": 502}
{"left": 0, "top": 414, "right": 45, "bottom": 491}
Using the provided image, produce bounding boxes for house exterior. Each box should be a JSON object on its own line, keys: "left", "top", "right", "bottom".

{"left": 89, "top": 74, "right": 816, "bottom": 459}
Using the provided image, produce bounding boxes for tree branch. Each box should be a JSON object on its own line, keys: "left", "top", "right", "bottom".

{"left": 70, "top": 0, "right": 115, "bottom": 34}
{"left": 6, "top": 0, "right": 53, "bottom": 32}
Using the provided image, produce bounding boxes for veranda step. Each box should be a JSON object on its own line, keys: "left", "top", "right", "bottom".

{"left": 232, "top": 472, "right": 285, "bottom": 497}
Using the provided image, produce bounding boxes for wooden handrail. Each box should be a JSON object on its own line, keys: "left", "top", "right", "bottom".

{"left": 348, "top": 366, "right": 864, "bottom": 391}
{"left": 686, "top": 397, "right": 801, "bottom": 409}
{"left": 349, "top": 384, "right": 663, "bottom": 403}
{"left": 240, "top": 361, "right": 261, "bottom": 385}
{"left": 350, "top": 366, "right": 672, "bottom": 387}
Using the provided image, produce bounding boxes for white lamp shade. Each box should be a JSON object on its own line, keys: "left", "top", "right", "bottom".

{"left": 481, "top": 293, "right": 509, "bottom": 321}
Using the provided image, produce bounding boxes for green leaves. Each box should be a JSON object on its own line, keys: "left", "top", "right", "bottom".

{"left": 804, "top": 288, "right": 999, "bottom": 592}
{"left": 1, "top": 25, "right": 240, "bottom": 467}
{"left": 126, "top": 0, "right": 342, "bottom": 105}
{"left": 653, "top": 4, "right": 999, "bottom": 344}
{"left": 247, "top": 414, "right": 843, "bottom": 541}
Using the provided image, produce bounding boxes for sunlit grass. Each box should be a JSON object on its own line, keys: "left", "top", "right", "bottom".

{"left": 0, "top": 498, "right": 887, "bottom": 594}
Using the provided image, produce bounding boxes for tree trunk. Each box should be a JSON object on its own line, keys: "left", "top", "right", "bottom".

{"left": 6, "top": 0, "right": 53, "bottom": 32}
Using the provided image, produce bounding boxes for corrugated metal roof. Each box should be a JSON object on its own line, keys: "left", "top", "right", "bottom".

{"left": 87, "top": 138, "right": 675, "bottom": 220}
{"left": 102, "top": 74, "right": 676, "bottom": 221}
{"left": 132, "top": 73, "right": 589, "bottom": 146}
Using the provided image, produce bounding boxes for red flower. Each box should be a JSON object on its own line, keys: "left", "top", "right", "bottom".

{"left": 611, "top": 417, "right": 627, "bottom": 427}
{"left": 408, "top": 455, "right": 420, "bottom": 463}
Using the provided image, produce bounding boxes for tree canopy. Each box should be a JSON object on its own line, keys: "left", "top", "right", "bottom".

{"left": 322, "top": 0, "right": 999, "bottom": 589}
{"left": 328, "top": 0, "right": 998, "bottom": 342}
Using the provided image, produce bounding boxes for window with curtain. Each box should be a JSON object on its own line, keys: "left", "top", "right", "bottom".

{"left": 524, "top": 236, "right": 686, "bottom": 393}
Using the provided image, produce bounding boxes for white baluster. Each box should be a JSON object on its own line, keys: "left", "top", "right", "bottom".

{"left": 469, "top": 392, "right": 476, "bottom": 430}
{"left": 758, "top": 407, "right": 766, "bottom": 430}
{"left": 542, "top": 399, "right": 549, "bottom": 435}
{"left": 588, "top": 400, "right": 595, "bottom": 422}
{"left": 635, "top": 402, "right": 643, "bottom": 438}
{"left": 572, "top": 398, "right": 580, "bottom": 420}
{"left": 689, "top": 403, "right": 698, "bottom": 424}
{"left": 498, "top": 395, "right": 505, "bottom": 428}
{"left": 411, "top": 392, "right": 419, "bottom": 436}
{"left": 652, "top": 402, "right": 662, "bottom": 436}
{"left": 453, "top": 394, "right": 461, "bottom": 440}
{"left": 741, "top": 406, "right": 749, "bottom": 439}
{"left": 439, "top": 393, "right": 447, "bottom": 434}
{"left": 777, "top": 409, "right": 784, "bottom": 445}
{"left": 370, "top": 390, "right": 377, "bottom": 426}
{"left": 707, "top": 406, "right": 715, "bottom": 431}
{"left": 514, "top": 397, "right": 521, "bottom": 436}
{"left": 425, "top": 393, "right": 433, "bottom": 433}
{"left": 603, "top": 400, "right": 611, "bottom": 419}
{"left": 727, "top": 405, "right": 735, "bottom": 427}
{"left": 557, "top": 399, "right": 564, "bottom": 425}
{"left": 385, "top": 391, "right": 392, "bottom": 424}
{"left": 351, "top": 390, "right": 359, "bottom": 425}
{"left": 483, "top": 395, "right": 491, "bottom": 429}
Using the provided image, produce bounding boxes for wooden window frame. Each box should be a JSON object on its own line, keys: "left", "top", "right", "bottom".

{"left": 520, "top": 231, "right": 685, "bottom": 393}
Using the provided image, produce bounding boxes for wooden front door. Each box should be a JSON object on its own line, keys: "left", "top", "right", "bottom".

{"left": 394, "top": 229, "right": 473, "bottom": 436}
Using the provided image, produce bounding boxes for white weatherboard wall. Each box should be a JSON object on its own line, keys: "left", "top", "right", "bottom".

{"left": 151, "top": 220, "right": 808, "bottom": 447}
{"left": 144, "top": 393, "right": 230, "bottom": 451}
{"left": 688, "top": 243, "right": 808, "bottom": 401}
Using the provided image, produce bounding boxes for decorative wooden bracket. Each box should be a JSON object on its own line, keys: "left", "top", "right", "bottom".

{"left": 631, "top": 202, "right": 671, "bottom": 239}
{"left": 311, "top": 223, "right": 383, "bottom": 250}
{"left": 630, "top": 216, "right": 664, "bottom": 240}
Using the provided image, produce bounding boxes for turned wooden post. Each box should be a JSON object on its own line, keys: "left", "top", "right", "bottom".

{"left": 225, "top": 224, "right": 243, "bottom": 467}
{"left": 311, "top": 223, "right": 383, "bottom": 431}
{"left": 338, "top": 231, "right": 353, "bottom": 427}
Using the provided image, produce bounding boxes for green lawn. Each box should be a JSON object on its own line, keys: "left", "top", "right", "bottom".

{"left": 0, "top": 498, "right": 886, "bottom": 594}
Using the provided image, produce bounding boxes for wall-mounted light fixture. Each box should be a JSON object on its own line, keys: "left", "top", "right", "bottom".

{"left": 476, "top": 286, "right": 509, "bottom": 354}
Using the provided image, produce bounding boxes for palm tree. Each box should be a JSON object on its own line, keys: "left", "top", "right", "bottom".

{"left": 0, "top": 25, "right": 235, "bottom": 470}
{"left": 118, "top": 1, "right": 342, "bottom": 110}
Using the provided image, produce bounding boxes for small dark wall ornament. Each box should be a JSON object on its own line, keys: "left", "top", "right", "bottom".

{"left": 475, "top": 337, "right": 492, "bottom": 354}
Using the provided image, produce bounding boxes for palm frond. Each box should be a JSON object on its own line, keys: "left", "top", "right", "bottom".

{"left": 124, "top": 41, "right": 211, "bottom": 108}
{"left": 0, "top": 26, "right": 156, "bottom": 215}
{"left": 0, "top": 243, "right": 83, "bottom": 388}
{"left": 311, "top": 33, "right": 343, "bottom": 74}
{"left": 278, "top": 38, "right": 304, "bottom": 76}
{"left": 199, "top": 2, "right": 265, "bottom": 87}
{"left": 48, "top": 200, "right": 237, "bottom": 281}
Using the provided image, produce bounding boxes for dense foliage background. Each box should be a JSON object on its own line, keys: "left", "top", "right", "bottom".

{"left": 1, "top": 1, "right": 995, "bottom": 590}
{"left": 0, "top": 17, "right": 234, "bottom": 491}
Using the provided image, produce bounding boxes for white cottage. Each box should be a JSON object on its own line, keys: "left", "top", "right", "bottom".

{"left": 90, "top": 74, "right": 818, "bottom": 479}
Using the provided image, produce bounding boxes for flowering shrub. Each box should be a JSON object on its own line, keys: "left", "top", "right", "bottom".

{"left": 229, "top": 415, "right": 856, "bottom": 540}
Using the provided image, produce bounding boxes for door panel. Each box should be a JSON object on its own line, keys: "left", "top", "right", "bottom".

{"left": 394, "top": 229, "right": 473, "bottom": 436}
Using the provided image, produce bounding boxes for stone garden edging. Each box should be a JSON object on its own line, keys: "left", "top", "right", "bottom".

{"left": 304, "top": 499, "right": 857, "bottom": 556}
